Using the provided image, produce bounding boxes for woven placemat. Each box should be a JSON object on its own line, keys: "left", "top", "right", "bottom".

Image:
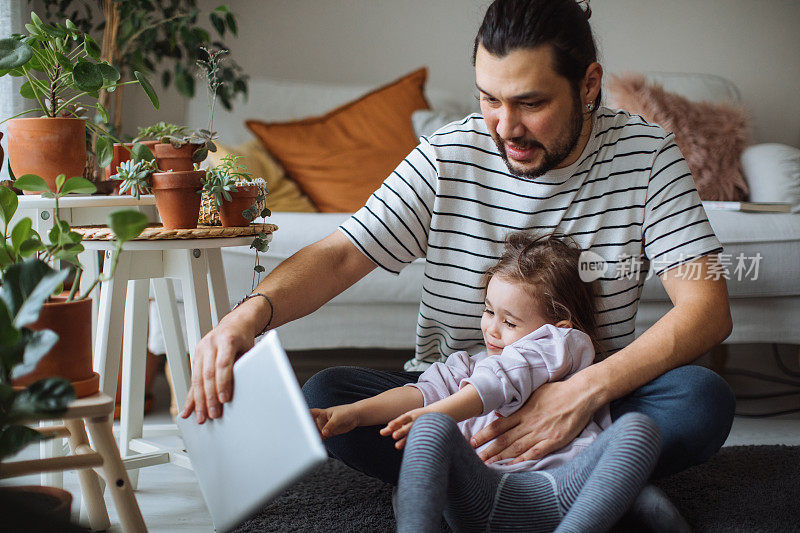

{"left": 73, "top": 223, "right": 277, "bottom": 241}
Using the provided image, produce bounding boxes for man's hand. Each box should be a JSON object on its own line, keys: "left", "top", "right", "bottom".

{"left": 380, "top": 407, "right": 432, "bottom": 449}
{"left": 470, "top": 378, "right": 598, "bottom": 465}
{"left": 309, "top": 405, "right": 361, "bottom": 438}
{"left": 180, "top": 315, "right": 256, "bottom": 424}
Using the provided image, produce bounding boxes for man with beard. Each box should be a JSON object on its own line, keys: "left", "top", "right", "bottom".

{"left": 184, "top": 0, "right": 732, "bottom": 527}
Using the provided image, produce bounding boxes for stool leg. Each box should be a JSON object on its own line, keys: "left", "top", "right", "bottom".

{"left": 153, "top": 278, "right": 191, "bottom": 409}
{"left": 95, "top": 251, "right": 133, "bottom": 400}
{"left": 80, "top": 248, "right": 102, "bottom": 350}
{"left": 65, "top": 418, "right": 111, "bottom": 531}
{"left": 120, "top": 279, "right": 150, "bottom": 490}
{"left": 206, "top": 248, "right": 231, "bottom": 327}
{"left": 179, "top": 248, "right": 213, "bottom": 358}
{"left": 85, "top": 415, "right": 147, "bottom": 533}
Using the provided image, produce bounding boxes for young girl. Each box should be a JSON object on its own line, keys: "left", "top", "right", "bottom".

{"left": 310, "top": 232, "right": 663, "bottom": 532}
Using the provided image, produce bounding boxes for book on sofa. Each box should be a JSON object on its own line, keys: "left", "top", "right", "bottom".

{"left": 702, "top": 201, "right": 792, "bottom": 213}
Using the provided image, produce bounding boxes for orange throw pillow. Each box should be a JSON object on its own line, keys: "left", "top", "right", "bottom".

{"left": 246, "top": 68, "right": 430, "bottom": 212}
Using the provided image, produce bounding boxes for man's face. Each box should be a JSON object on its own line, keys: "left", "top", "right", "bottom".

{"left": 475, "top": 44, "right": 587, "bottom": 178}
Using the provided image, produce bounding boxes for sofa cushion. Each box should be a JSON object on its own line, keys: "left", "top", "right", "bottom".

{"left": 228, "top": 208, "right": 800, "bottom": 308}
{"left": 202, "top": 139, "right": 317, "bottom": 213}
{"left": 741, "top": 143, "right": 800, "bottom": 212}
{"left": 641, "top": 210, "right": 800, "bottom": 301}
{"left": 607, "top": 73, "right": 749, "bottom": 201}
{"left": 221, "top": 212, "right": 425, "bottom": 306}
{"left": 246, "top": 68, "right": 430, "bottom": 213}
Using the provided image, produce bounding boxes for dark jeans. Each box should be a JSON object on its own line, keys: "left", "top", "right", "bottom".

{"left": 301, "top": 364, "right": 736, "bottom": 485}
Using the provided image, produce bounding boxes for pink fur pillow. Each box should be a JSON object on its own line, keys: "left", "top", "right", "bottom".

{"left": 606, "top": 74, "right": 749, "bottom": 201}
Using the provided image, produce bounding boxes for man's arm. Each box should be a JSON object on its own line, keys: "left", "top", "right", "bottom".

{"left": 182, "top": 230, "right": 376, "bottom": 423}
{"left": 470, "top": 255, "right": 732, "bottom": 464}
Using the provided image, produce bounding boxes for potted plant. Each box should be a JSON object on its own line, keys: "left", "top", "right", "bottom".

{"left": 150, "top": 46, "right": 225, "bottom": 229}
{"left": 0, "top": 12, "right": 159, "bottom": 192}
{"left": 0, "top": 168, "right": 146, "bottom": 528}
{"left": 202, "top": 154, "right": 269, "bottom": 227}
{"left": 110, "top": 158, "right": 157, "bottom": 198}
{"left": 1, "top": 174, "right": 148, "bottom": 397}
{"left": 152, "top": 126, "right": 217, "bottom": 173}
{"left": 0, "top": 256, "right": 77, "bottom": 526}
{"left": 102, "top": 121, "right": 184, "bottom": 179}
{"left": 152, "top": 46, "right": 224, "bottom": 173}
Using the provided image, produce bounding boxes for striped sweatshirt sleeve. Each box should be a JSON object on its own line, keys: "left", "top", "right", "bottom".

{"left": 642, "top": 135, "right": 722, "bottom": 276}
{"left": 338, "top": 139, "right": 437, "bottom": 275}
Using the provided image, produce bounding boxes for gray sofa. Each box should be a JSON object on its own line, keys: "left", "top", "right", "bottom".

{"left": 148, "top": 73, "right": 800, "bottom": 355}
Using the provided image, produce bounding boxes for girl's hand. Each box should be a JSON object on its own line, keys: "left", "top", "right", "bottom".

{"left": 379, "top": 407, "right": 431, "bottom": 449}
{"left": 309, "top": 405, "right": 360, "bottom": 439}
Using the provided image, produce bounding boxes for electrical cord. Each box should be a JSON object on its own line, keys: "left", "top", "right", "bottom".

{"left": 721, "top": 344, "right": 800, "bottom": 418}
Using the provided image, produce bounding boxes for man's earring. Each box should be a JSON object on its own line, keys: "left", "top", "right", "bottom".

{"left": 586, "top": 103, "right": 594, "bottom": 111}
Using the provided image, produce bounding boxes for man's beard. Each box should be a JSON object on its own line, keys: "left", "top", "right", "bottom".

{"left": 492, "top": 95, "right": 586, "bottom": 179}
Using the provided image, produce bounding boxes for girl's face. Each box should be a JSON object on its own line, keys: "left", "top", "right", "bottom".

{"left": 481, "top": 275, "right": 570, "bottom": 355}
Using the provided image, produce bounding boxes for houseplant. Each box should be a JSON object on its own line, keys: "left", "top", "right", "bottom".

{"left": 152, "top": 126, "right": 217, "bottom": 173}
{"left": 150, "top": 46, "right": 226, "bottom": 229}
{"left": 0, "top": 12, "right": 159, "bottom": 191}
{"left": 110, "top": 158, "right": 157, "bottom": 199}
{"left": 102, "top": 121, "right": 181, "bottom": 179}
{"left": 0, "top": 256, "right": 77, "bottom": 525}
{"left": 0, "top": 173, "right": 146, "bottom": 522}
{"left": 202, "top": 154, "right": 269, "bottom": 227}
{"left": 36, "top": 0, "right": 248, "bottom": 135}
{"left": 152, "top": 46, "right": 224, "bottom": 172}
{"left": 1, "top": 174, "right": 148, "bottom": 396}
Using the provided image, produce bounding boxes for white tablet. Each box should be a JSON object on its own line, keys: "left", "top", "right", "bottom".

{"left": 177, "top": 331, "right": 327, "bottom": 532}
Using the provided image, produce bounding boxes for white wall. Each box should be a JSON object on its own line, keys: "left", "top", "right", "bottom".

{"left": 122, "top": 0, "right": 800, "bottom": 146}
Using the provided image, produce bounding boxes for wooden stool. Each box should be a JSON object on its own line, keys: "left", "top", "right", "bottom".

{"left": 0, "top": 393, "right": 146, "bottom": 532}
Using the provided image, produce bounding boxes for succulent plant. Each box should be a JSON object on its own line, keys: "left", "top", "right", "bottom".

{"left": 110, "top": 159, "right": 157, "bottom": 199}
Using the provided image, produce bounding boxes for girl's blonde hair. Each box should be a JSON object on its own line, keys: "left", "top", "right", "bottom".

{"left": 484, "top": 232, "right": 600, "bottom": 351}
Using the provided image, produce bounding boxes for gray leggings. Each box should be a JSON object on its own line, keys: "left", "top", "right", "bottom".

{"left": 397, "top": 412, "right": 661, "bottom": 533}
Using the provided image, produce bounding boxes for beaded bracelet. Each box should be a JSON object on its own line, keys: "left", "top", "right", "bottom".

{"left": 234, "top": 292, "right": 274, "bottom": 336}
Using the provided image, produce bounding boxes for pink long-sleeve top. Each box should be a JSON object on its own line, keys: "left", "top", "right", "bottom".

{"left": 406, "top": 324, "right": 612, "bottom": 473}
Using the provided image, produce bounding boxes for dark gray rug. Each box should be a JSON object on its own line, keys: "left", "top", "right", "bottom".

{"left": 234, "top": 445, "right": 800, "bottom": 533}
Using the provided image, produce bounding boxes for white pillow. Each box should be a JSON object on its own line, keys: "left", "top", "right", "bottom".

{"left": 412, "top": 109, "right": 472, "bottom": 138}
{"left": 741, "top": 143, "right": 800, "bottom": 212}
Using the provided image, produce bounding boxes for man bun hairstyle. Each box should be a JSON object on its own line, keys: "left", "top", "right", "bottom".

{"left": 484, "top": 232, "right": 600, "bottom": 352}
{"left": 473, "top": 0, "right": 601, "bottom": 110}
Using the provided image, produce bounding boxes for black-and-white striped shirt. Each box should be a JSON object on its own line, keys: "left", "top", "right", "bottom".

{"left": 339, "top": 108, "right": 722, "bottom": 370}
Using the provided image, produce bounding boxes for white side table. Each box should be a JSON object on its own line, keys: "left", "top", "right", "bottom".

{"left": 82, "top": 234, "right": 265, "bottom": 488}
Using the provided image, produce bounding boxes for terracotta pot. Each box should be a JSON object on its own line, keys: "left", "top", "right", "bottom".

{"left": 219, "top": 185, "right": 261, "bottom": 227}
{"left": 0, "top": 486, "right": 73, "bottom": 527}
{"left": 7, "top": 117, "right": 86, "bottom": 194}
{"left": 12, "top": 296, "right": 99, "bottom": 398}
{"left": 151, "top": 170, "right": 204, "bottom": 229}
{"left": 154, "top": 142, "right": 200, "bottom": 172}
{"left": 105, "top": 140, "right": 158, "bottom": 180}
